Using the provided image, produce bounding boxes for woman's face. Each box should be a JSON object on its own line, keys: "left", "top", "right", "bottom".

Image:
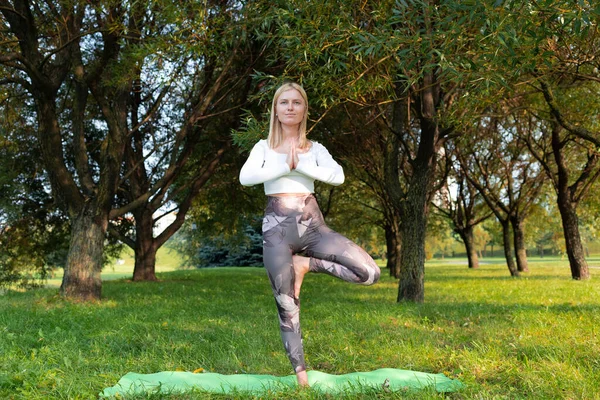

{"left": 276, "top": 89, "right": 305, "bottom": 128}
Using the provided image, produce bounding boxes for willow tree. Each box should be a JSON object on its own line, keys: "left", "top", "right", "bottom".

{"left": 482, "top": 1, "right": 600, "bottom": 279}
{"left": 0, "top": 0, "right": 256, "bottom": 299}
{"left": 238, "top": 0, "right": 500, "bottom": 302}
{"left": 457, "top": 113, "right": 546, "bottom": 276}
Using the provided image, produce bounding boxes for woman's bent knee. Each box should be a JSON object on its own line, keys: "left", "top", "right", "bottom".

{"left": 359, "top": 263, "right": 380, "bottom": 285}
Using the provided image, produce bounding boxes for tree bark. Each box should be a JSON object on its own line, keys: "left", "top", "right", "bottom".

{"left": 397, "top": 204, "right": 426, "bottom": 302}
{"left": 556, "top": 192, "right": 589, "bottom": 279}
{"left": 500, "top": 220, "right": 519, "bottom": 277}
{"left": 551, "top": 124, "right": 590, "bottom": 280}
{"left": 392, "top": 73, "right": 439, "bottom": 302}
{"left": 60, "top": 204, "right": 106, "bottom": 300}
{"left": 132, "top": 207, "right": 158, "bottom": 281}
{"left": 458, "top": 226, "right": 479, "bottom": 269}
{"left": 385, "top": 217, "right": 402, "bottom": 278}
{"left": 397, "top": 161, "right": 431, "bottom": 302}
{"left": 511, "top": 217, "right": 529, "bottom": 272}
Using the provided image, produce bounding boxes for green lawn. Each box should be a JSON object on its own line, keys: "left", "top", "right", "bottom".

{"left": 1, "top": 258, "right": 599, "bottom": 399}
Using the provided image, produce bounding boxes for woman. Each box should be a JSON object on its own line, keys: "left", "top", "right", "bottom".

{"left": 239, "top": 82, "right": 380, "bottom": 386}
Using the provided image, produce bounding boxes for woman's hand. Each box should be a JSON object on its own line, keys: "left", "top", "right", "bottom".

{"left": 286, "top": 145, "right": 294, "bottom": 170}
{"left": 293, "top": 141, "right": 299, "bottom": 168}
{"left": 286, "top": 139, "right": 299, "bottom": 170}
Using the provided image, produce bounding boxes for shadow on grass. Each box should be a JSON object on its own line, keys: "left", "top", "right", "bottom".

{"left": 426, "top": 273, "right": 576, "bottom": 281}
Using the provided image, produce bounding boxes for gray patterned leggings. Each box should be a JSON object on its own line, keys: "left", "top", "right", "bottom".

{"left": 262, "top": 194, "right": 380, "bottom": 373}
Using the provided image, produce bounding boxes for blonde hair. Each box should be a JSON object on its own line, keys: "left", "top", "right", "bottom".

{"left": 267, "top": 82, "right": 309, "bottom": 150}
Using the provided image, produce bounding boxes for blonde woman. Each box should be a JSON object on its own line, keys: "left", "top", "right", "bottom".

{"left": 239, "top": 82, "right": 380, "bottom": 386}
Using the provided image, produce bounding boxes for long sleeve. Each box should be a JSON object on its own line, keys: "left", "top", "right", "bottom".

{"left": 239, "top": 140, "right": 291, "bottom": 186}
{"left": 295, "top": 142, "right": 344, "bottom": 186}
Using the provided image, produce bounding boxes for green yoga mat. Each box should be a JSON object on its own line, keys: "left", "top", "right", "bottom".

{"left": 100, "top": 368, "right": 463, "bottom": 397}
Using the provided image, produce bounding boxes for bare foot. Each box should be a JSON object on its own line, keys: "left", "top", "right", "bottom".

{"left": 292, "top": 255, "right": 310, "bottom": 298}
{"left": 296, "top": 370, "right": 309, "bottom": 386}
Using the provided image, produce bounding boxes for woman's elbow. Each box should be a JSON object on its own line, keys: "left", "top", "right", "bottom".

{"left": 239, "top": 172, "right": 255, "bottom": 186}
{"left": 332, "top": 171, "right": 345, "bottom": 186}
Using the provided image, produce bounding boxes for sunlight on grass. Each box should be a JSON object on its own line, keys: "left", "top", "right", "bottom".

{"left": 1, "top": 259, "right": 599, "bottom": 399}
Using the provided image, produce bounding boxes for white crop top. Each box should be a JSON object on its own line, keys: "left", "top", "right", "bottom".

{"left": 239, "top": 139, "right": 344, "bottom": 194}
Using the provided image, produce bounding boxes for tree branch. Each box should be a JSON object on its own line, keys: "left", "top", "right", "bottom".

{"left": 540, "top": 80, "right": 600, "bottom": 147}
{"left": 570, "top": 152, "right": 599, "bottom": 202}
{"left": 155, "top": 144, "right": 227, "bottom": 248}
{"left": 0, "top": 76, "right": 32, "bottom": 91}
{"left": 107, "top": 223, "right": 135, "bottom": 249}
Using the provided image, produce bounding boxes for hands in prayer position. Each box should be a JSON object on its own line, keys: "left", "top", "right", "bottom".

{"left": 284, "top": 138, "right": 300, "bottom": 170}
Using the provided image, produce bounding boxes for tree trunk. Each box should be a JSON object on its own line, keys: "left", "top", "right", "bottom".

{"left": 551, "top": 124, "right": 590, "bottom": 280}
{"left": 397, "top": 168, "right": 430, "bottom": 303}
{"left": 60, "top": 205, "right": 106, "bottom": 300}
{"left": 500, "top": 220, "right": 519, "bottom": 277}
{"left": 458, "top": 227, "right": 479, "bottom": 269}
{"left": 385, "top": 218, "right": 402, "bottom": 278}
{"left": 133, "top": 245, "right": 158, "bottom": 281}
{"left": 556, "top": 193, "right": 590, "bottom": 279}
{"left": 396, "top": 120, "right": 438, "bottom": 300}
{"left": 133, "top": 208, "right": 158, "bottom": 281}
{"left": 511, "top": 217, "right": 529, "bottom": 272}
{"left": 385, "top": 77, "right": 438, "bottom": 303}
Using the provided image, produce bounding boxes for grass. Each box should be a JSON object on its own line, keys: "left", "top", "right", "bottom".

{"left": 1, "top": 256, "right": 599, "bottom": 399}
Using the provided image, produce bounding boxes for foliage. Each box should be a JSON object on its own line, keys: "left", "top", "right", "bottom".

{"left": 0, "top": 215, "right": 67, "bottom": 289}
{"left": 170, "top": 142, "right": 267, "bottom": 268}
{"left": 0, "top": 0, "right": 268, "bottom": 296}
{"left": 425, "top": 213, "right": 459, "bottom": 259}
{"left": 0, "top": 211, "right": 123, "bottom": 289}
{"left": 1, "top": 262, "right": 600, "bottom": 398}
{"left": 182, "top": 221, "right": 263, "bottom": 268}
{"left": 472, "top": 225, "right": 491, "bottom": 255}
{"left": 0, "top": 117, "right": 123, "bottom": 287}
{"left": 2, "top": 0, "right": 599, "bottom": 293}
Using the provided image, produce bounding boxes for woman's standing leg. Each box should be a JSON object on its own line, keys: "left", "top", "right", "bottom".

{"left": 262, "top": 198, "right": 309, "bottom": 385}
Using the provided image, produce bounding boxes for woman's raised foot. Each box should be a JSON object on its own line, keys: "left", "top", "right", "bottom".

{"left": 292, "top": 255, "right": 310, "bottom": 298}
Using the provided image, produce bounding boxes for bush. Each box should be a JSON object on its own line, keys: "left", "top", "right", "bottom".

{"left": 194, "top": 223, "right": 263, "bottom": 267}
{"left": 0, "top": 213, "right": 69, "bottom": 289}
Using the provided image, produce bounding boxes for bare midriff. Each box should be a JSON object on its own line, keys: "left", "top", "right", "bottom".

{"left": 269, "top": 192, "right": 312, "bottom": 197}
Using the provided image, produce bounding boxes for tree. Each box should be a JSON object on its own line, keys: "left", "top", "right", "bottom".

{"left": 0, "top": 127, "right": 71, "bottom": 287}
{"left": 523, "top": 117, "right": 599, "bottom": 280}
{"left": 243, "top": 0, "right": 497, "bottom": 302}
{"left": 107, "top": 59, "right": 258, "bottom": 281}
{"left": 434, "top": 161, "right": 491, "bottom": 269}
{"left": 317, "top": 104, "right": 402, "bottom": 277}
{"left": 0, "top": 67, "right": 126, "bottom": 288}
{"left": 479, "top": 0, "right": 600, "bottom": 279}
{"left": 458, "top": 112, "right": 546, "bottom": 276}
{"left": 0, "top": 0, "right": 254, "bottom": 299}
